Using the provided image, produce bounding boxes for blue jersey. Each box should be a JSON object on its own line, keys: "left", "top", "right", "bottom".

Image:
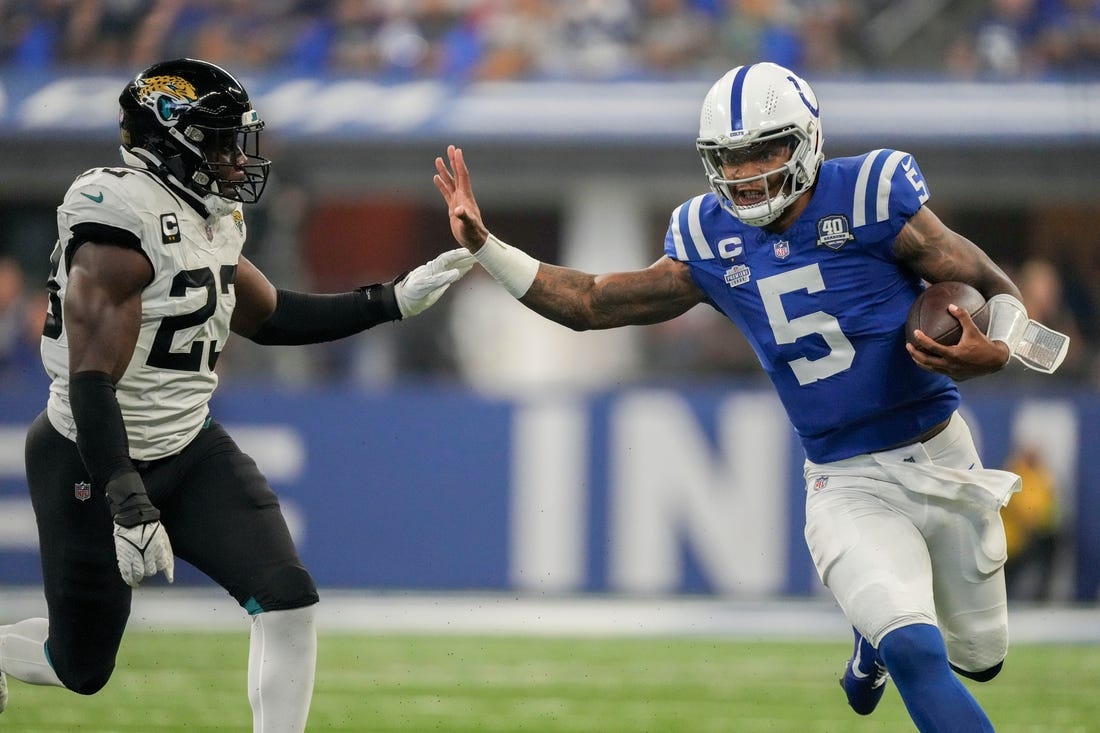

{"left": 664, "top": 149, "right": 959, "bottom": 462}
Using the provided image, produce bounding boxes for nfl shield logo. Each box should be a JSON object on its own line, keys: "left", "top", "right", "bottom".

{"left": 773, "top": 240, "right": 790, "bottom": 259}
{"left": 813, "top": 476, "right": 829, "bottom": 491}
{"left": 74, "top": 481, "right": 92, "bottom": 502}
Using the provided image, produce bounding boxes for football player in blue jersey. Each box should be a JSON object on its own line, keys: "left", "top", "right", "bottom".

{"left": 0, "top": 58, "right": 474, "bottom": 730}
{"left": 435, "top": 62, "right": 1067, "bottom": 732}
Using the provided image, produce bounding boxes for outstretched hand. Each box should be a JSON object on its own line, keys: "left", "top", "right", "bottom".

{"left": 395, "top": 248, "right": 475, "bottom": 318}
{"left": 433, "top": 145, "right": 489, "bottom": 253}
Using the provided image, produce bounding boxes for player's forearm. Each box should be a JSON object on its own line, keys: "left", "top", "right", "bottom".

{"left": 522, "top": 265, "right": 669, "bottom": 331}
{"left": 968, "top": 252, "right": 1022, "bottom": 303}
{"left": 936, "top": 231, "right": 1023, "bottom": 303}
{"left": 520, "top": 264, "right": 606, "bottom": 331}
{"left": 474, "top": 233, "right": 700, "bottom": 329}
{"left": 69, "top": 374, "right": 160, "bottom": 527}
{"left": 471, "top": 233, "right": 599, "bottom": 329}
{"left": 246, "top": 285, "right": 402, "bottom": 345}
{"left": 68, "top": 372, "right": 140, "bottom": 487}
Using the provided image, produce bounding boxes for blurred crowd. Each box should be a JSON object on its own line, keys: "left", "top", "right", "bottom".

{"left": 2, "top": 0, "right": 1099, "bottom": 82}
{"left": 0, "top": 256, "right": 49, "bottom": 389}
{"left": 3, "top": 0, "right": 1100, "bottom": 393}
{"left": 947, "top": 0, "right": 1100, "bottom": 79}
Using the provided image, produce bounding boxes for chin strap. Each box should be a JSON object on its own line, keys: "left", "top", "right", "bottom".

{"left": 121, "top": 146, "right": 239, "bottom": 219}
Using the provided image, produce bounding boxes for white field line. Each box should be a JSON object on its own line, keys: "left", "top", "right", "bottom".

{"left": 3, "top": 587, "right": 1098, "bottom": 643}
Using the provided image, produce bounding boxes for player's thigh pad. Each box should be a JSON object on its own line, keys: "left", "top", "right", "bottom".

{"left": 926, "top": 501, "right": 1009, "bottom": 672}
{"left": 804, "top": 476, "right": 938, "bottom": 646}
{"left": 920, "top": 419, "right": 1009, "bottom": 671}
{"left": 928, "top": 506, "right": 1007, "bottom": 669}
{"left": 145, "top": 421, "right": 319, "bottom": 612}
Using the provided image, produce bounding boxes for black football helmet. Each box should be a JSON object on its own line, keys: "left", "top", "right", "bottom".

{"left": 119, "top": 58, "right": 270, "bottom": 205}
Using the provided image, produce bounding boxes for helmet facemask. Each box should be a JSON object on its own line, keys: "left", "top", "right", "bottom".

{"left": 173, "top": 112, "right": 270, "bottom": 204}
{"left": 698, "top": 126, "right": 815, "bottom": 227}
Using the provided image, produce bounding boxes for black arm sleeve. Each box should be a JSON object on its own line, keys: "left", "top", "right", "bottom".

{"left": 69, "top": 370, "right": 134, "bottom": 487}
{"left": 248, "top": 282, "right": 403, "bottom": 346}
{"left": 69, "top": 370, "right": 159, "bottom": 525}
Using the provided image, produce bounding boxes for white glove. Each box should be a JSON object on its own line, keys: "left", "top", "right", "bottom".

{"left": 394, "top": 248, "right": 476, "bottom": 318}
{"left": 113, "top": 520, "right": 175, "bottom": 587}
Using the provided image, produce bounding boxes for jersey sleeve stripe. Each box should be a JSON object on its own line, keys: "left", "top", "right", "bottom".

{"left": 873, "top": 150, "right": 908, "bottom": 224}
{"left": 686, "top": 195, "right": 715, "bottom": 260}
{"left": 852, "top": 149, "right": 885, "bottom": 228}
{"left": 670, "top": 203, "right": 689, "bottom": 260}
{"left": 67, "top": 222, "right": 142, "bottom": 262}
{"left": 65, "top": 222, "right": 152, "bottom": 278}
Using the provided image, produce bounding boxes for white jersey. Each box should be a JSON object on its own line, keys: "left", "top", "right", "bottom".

{"left": 42, "top": 165, "right": 246, "bottom": 460}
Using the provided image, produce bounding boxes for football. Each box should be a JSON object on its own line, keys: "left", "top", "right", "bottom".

{"left": 905, "top": 281, "right": 990, "bottom": 347}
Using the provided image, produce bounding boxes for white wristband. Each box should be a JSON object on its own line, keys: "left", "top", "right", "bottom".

{"left": 474, "top": 233, "right": 540, "bottom": 298}
{"left": 985, "top": 294, "right": 1028, "bottom": 354}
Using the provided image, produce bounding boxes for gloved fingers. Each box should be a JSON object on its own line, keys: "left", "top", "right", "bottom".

{"left": 116, "top": 548, "right": 142, "bottom": 587}
{"left": 157, "top": 530, "right": 175, "bottom": 583}
{"left": 434, "top": 248, "right": 476, "bottom": 274}
{"left": 423, "top": 268, "right": 464, "bottom": 289}
{"left": 396, "top": 259, "right": 468, "bottom": 317}
{"left": 402, "top": 269, "right": 462, "bottom": 298}
{"left": 150, "top": 548, "right": 173, "bottom": 583}
{"left": 143, "top": 550, "right": 158, "bottom": 580}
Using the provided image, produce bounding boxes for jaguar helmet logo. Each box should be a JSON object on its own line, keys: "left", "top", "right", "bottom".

{"left": 136, "top": 75, "right": 198, "bottom": 126}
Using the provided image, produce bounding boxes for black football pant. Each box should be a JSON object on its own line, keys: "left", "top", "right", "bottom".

{"left": 24, "top": 411, "right": 318, "bottom": 694}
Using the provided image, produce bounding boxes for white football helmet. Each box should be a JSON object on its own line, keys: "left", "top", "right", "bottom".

{"left": 697, "top": 62, "right": 824, "bottom": 227}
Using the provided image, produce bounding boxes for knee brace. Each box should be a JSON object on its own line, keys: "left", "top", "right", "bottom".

{"left": 242, "top": 564, "right": 319, "bottom": 615}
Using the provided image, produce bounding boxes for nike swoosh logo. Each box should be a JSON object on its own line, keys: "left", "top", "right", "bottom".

{"left": 851, "top": 644, "right": 870, "bottom": 679}
{"left": 81, "top": 191, "right": 104, "bottom": 203}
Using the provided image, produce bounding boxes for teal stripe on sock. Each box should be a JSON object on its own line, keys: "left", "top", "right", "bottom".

{"left": 244, "top": 597, "right": 264, "bottom": 615}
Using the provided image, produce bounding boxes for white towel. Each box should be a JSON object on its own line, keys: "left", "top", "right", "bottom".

{"left": 869, "top": 441, "right": 1021, "bottom": 510}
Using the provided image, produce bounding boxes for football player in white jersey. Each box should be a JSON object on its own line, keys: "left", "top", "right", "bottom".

{"left": 434, "top": 62, "right": 1067, "bottom": 732}
{"left": 0, "top": 58, "right": 473, "bottom": 731}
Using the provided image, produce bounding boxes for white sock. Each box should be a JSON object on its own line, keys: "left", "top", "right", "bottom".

{"left": 0, "top": 618, "right": 64, "bottom": 687}
{"left": 248, "top": 606, "right": 317, "bottom": 733}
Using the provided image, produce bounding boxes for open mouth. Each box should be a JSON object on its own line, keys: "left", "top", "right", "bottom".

{"left": 733, "top": 188, "right": 767, "bottom": 206}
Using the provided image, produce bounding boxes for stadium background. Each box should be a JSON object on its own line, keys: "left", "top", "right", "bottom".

{"left": 3, "top": 0, "right": 1100, "bottom": 630}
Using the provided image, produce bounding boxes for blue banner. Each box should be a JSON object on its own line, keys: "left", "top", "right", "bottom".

{"left": 2, "top": 383, "right": 1098, "bottom": 600}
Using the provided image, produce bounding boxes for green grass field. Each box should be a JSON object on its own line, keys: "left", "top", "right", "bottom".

{"left": 4, "top": 633, "right": 1099, "bottom": 732}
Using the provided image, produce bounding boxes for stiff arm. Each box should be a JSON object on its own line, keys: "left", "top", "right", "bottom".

{"left": 434, "top": 145, "right": 704, "bottom": 331}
